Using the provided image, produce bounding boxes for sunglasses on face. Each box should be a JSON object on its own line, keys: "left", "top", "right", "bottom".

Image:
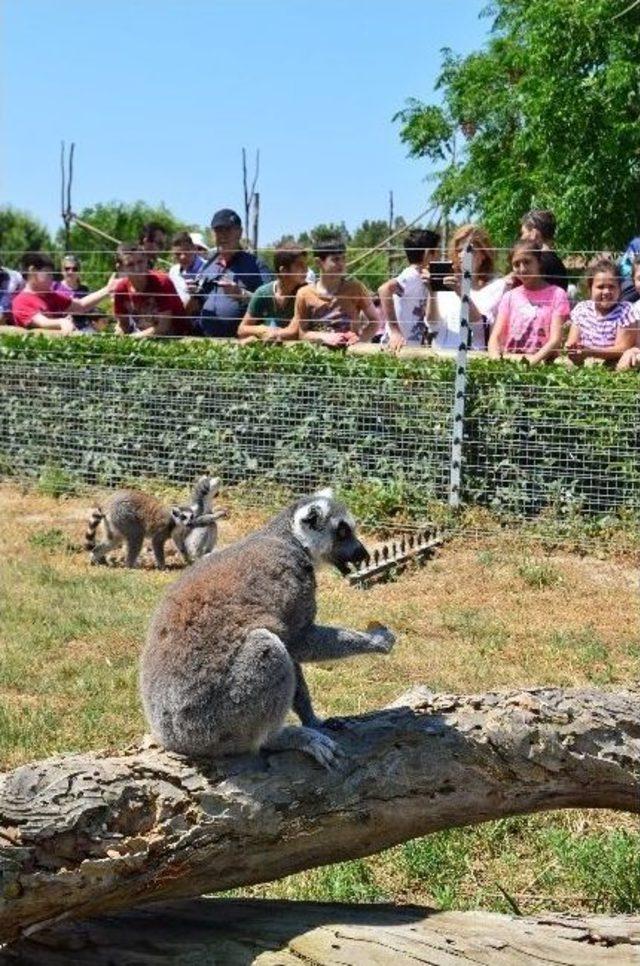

{"left": 63, "top": 266, "right": 78, "bottom": 272}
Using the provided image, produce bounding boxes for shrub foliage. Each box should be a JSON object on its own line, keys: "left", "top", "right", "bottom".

{"left": 0, "top": 334, "right": 638, "bottom": 522}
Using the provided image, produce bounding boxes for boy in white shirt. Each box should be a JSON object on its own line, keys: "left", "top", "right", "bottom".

{"left": 378, "top": 229, "right": 440, "bottom": 351}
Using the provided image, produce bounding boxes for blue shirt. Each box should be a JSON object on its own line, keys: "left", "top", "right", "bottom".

{"left": 196, "top": 250, "right": 272, "bottom": 337}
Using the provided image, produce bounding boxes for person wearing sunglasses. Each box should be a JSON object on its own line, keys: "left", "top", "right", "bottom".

{"left": 52, "top": 255, "right": 108, "bottom": 332}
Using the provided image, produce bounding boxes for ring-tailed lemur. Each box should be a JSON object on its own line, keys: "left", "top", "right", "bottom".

{"left": 140, "top": 488, "right": 395, "bottom": 768}
{"left": 85, "top": 490, "right": 199, "bottom": 569}
{"left": 174, "top": 475, "right": 228, "bottom": 562}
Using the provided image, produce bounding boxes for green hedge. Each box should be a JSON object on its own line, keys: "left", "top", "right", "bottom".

{"left": 0, "top": 334, "right": 638, "bottom": 520}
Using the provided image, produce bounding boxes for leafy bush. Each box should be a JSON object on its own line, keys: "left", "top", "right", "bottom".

{"left": 0, "top": 334, "right": 638, "bottom": 524}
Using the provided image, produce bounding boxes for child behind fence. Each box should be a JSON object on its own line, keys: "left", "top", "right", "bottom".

{"left": 565, "top": 255, "right": 635, "bottom": 365}
{"left": 488, "top": 241, "right": 570, "bottom": 365}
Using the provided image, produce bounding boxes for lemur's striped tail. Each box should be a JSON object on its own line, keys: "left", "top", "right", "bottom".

{"left": 84, "top": 508, "right": 104, "bottom": 551}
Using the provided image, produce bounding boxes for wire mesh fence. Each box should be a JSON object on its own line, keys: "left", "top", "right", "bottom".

{"left": 0, "top": 357, "right": 454, "bottom": 505}
{"left": 0, "top": 349, "right": 639, "bottom": 527}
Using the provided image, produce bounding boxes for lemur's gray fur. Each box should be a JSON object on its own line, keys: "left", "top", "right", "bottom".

{"left": 176, "top": 475, "right": 227, "bottom": 562}
{"left": 85, "top": 489, "right": 198, "bottom": 569}
{"left": 140, "top": 488, "right": 395, "bottom": 768}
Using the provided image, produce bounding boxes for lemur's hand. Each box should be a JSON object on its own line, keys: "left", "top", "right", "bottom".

{"left": 366, "top": 621, "right": 396, "bottom": 654}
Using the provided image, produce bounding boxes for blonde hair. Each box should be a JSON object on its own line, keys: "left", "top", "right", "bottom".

{"left": 449, "top": 223, "right": 495, "bottom": 282}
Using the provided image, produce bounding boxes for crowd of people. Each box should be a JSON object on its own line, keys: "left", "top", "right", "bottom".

{"left": 2, "top": 205, "right": 640, "bottom": 370}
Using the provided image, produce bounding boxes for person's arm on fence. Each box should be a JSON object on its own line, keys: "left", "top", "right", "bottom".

{"left": 29, "top": 312, "right": 76, "bottom": 335}
{"left": 70, "top": 275, "right": 118, "bottom": 314}
{"left": 270, "top": 316, "right": 300, "bottom": 342}
{"left": 526, "top": 289, "right": 570, "bottom": 365}
{"left": 355, "top": 293, "right": 381, "bottom": 343}
{"left": 590, "top": 325, "right": 637, "bottom": 361}
{"left": 564, "top": 320, "right": 581, "bottom": 356}
{"left": 237, "top": 307, "right": 269, "bottom": 341}
{"left": 379, "top": 279, "right": 406, "bottom": 352}
{"left": 525, "top": 312, "right": 564, "bottom": 365}
{"left": 487, "top": 295, "right": 510, "bottom": 359}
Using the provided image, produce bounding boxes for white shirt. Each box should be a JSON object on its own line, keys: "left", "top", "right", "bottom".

{"left": 431, "top": 277, "right": 506, "bottom": 351}
{"left": 383, "top": 264, "right": 428, "bottom": 346}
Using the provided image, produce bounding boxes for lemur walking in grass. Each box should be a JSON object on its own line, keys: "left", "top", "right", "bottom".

{"left": 85, "top": 490, "right": 199, "bottom": 569}
{"left": 140, "top": 488, "right": 395, "bottom": 768}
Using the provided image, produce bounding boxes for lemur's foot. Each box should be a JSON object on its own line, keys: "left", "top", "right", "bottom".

{"left": 367, "top": 622, "right": 396, "bottom": 654}
{"left": 303, "top": 729, "right": 344, "bottom": 769}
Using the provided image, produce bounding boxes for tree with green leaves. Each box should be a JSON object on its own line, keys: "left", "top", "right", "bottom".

{"left": 0, "top": 208, "right": 55, "bottom": 270}
{"left": 58, "top": 201, "right": 189, "bottom": 286}
{"left": 395, "top": 0, "right": 640, "bottom": 252}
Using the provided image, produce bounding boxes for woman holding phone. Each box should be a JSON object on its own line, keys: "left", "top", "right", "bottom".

{"left": 428, "top": 224, "right": 508, "bottom": 351}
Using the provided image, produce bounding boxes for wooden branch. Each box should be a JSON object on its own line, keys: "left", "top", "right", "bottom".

{"left": 3, "top": 898, "right": 639, "bottom": 964}
{"left": 1, "top": 686, "right": 638, "bottom": 944}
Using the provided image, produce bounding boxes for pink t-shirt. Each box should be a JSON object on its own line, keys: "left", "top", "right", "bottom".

{"left": 11, "top": 289, "right": 73, "bottom": 328}
{"left": 497, "top": 284, "right": 570, "bottom": 354}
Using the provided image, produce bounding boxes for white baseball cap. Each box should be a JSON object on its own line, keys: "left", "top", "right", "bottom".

{"left": 189, "top": 232, "right": 210, "bottom": 252}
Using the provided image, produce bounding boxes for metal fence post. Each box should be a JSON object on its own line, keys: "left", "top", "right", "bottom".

{"left": 448, "top": 244, "right": 473, "bottom": 509}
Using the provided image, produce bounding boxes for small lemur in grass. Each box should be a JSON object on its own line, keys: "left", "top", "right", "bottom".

{"left": 140, "top": 488, "right": 395, "bottom": 768}
{"left": 85, "top": 489, "right": 199, "bottom": 569}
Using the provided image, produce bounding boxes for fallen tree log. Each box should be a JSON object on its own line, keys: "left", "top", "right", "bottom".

{"left": 2, "top": 898, "right": 639, "bottom": 965}
{"left": 1, "top": 686, "right": 639, "bottom": 945}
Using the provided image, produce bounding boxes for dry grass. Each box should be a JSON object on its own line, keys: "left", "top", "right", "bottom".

{"left": 0, "top": 481, "right": 638, "bottom": 914}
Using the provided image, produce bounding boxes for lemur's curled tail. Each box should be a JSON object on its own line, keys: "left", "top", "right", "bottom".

{"left": 84, "top": 508, "right": 104, "bottom": 551}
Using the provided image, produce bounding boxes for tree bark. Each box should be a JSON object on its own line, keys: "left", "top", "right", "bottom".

{"left": 1, "top": 686, "right": 638, "bottom": 945}
{"left": 1, "top": 898, "right": 639, "bottom": 965}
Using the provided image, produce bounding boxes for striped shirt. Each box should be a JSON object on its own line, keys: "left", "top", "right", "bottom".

{"left": 569, "top": 300, "right": 634, "bottom": 348}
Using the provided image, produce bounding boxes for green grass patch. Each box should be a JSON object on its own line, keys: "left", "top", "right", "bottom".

{"left": 516, "top": 559, "right": 561, "bottom": 589}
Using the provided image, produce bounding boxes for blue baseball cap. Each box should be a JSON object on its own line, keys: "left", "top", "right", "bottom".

{"left": 211, "top": 209, "right": 242, "bottom": 229}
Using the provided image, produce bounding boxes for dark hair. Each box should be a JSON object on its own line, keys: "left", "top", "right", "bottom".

{"left": 313, "top": 238, "right": 346, "bottom": 260}
{"left": 138, "top": 222, "right": 167, "bottom": 244}
{"left": 273, "top": 244, "right": 307, "bottom": 275}
{"left": 509, "top": 240, "right": 544, "bottom": 271}
{"left": 171, "top": 231, "right": 194, "bottom": 249}
{"left": 115, "top": 242, "right": 145, "bottom": 271}
{"left": 403, "top": 229, "right": 440, "bottom": 265}
{"left": 521, "top": 209, "right": 557, "bottom": 241}
{"left": 22, "top": 251, "right": 54, "bottom": 273}
{"left": 584, "top": 254, "right": 620, "bottom": 293}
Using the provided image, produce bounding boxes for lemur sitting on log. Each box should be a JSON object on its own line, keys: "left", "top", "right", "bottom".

{"left": 140, "top": 489, "right": 396, "bottom": 767}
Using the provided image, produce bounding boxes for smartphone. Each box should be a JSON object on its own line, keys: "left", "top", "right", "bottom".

{"left": 429, "top": 260, "right": 455, "bottom": 292}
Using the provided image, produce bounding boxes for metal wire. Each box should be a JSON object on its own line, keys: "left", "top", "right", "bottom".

{"left": 0, "top": 354, "right": 638, "bottom": 523}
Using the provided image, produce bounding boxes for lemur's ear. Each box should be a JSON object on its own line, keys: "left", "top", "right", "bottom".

{"left": 300, "top": 501, "right": 325, "bottom": 531}
{"left": 314, "top": 487, "right": 334, "bottom": 500}
{"left": 171, "top": 506, "right": 192, "bottom": 525}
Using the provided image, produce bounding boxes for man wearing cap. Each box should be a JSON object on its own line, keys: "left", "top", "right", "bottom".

{"left": 194, "top": 208, "right": 272, "bottom": 338}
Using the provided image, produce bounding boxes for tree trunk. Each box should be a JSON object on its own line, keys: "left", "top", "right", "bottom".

{"left": 2, "top": 898, "right": 638, "bottom": 964}
{"left": 1, "top": 686, "right": 638, "bottom": 945}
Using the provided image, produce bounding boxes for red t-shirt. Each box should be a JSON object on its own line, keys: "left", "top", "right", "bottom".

{"left": 114, "top": 272, "right": 192, "bottom": 336}
{"left": 11, "top": 289, "right": 73, "bottom": 328}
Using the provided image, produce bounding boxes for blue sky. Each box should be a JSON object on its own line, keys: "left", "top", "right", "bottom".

{"left": 2, "top": 0, "right": 489, "bottom": 244}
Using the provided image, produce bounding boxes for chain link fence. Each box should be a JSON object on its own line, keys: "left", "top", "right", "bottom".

{"left": 0, "top": 356, "right": 454, "bottom": 507}
{"left": 0, "top": 347, "right": 639, "bottom": 526}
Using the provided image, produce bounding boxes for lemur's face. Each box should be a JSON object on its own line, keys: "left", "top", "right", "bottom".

{"left": 293, "top": 490, "right": 369, "bottom": 574}
{"left": 170, "top": 506, "right": 197, "bottom": 529}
